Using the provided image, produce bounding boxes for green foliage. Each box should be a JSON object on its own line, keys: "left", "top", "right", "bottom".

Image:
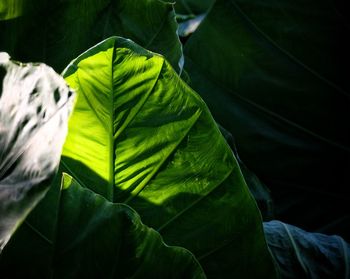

{"left": 0, "top": 0, "right": 25, "bottom": 20}
{"left": 0, "top": 172, "right": 205, "bottom": 278}
{"left": 0, "top": 37, "right": 277, "bottom": 278}
{"left": 61, "top": 37, "right": 277, "bottom": 278}
{"left": 9, "top": 0, "right": 346, "bottom": 277}
{"left": 184, "top": 0, "right": 350, "bottom": 235}
{"left": 163, "top": 0, "right": 214, "bottom": 16}
{"left": 0, "top": 0, "right": 183, "bottom": 72}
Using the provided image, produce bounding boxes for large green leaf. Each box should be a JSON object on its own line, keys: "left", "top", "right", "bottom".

{"left": 0, "top": 173, "right": 205, "bottom": 278}
{"left": 183, "top": 0, "right": 350, "bottom": 238}
{"left": 0, "top": 0, "right": 183, "bottom": 72}
{"left": 61, "top": 36, "right": 276, "bottom": 278}
{"left": 0, "top": 53, "right": 74, "bottom": 251}
{"left": 1, "top": 37, "right": 277, "bottom": 278}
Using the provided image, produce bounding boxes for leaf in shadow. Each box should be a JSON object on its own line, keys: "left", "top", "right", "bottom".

{"left": 264, "top": 220, "right": 350, "bottom": 279}
{"left": 0, "top": 172, "right": 206, "bottom": 278}
{"left": 0, "top": 0, "right": 183, "bottom": 72}
{"left": 183, "top": 0, "right": 350, "bottom": 237}
{"left": 219, "top": 124, "right": 274, "bottom": 220}
{"left": 163, "top": 0, "right": 214, "bottom": 16}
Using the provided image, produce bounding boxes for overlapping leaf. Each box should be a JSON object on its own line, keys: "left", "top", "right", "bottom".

{"left": 264, "top": 220, "right": 350, "bottom": 279}
{"left": 164, "top": 0, "right": 214, "bottom": 16}
{"left": 0, "top": 0, "right": 183, "bottom": 72}
{"left": 0, "top": 53, "right": 74, "bottom": 251}
{"left": 0, "top": 173, "right": 205, "bottom": 278}
{"left": 183, "top": 0, "right": 350, "bottom": 237}
{"left": 1, "top": 37, "right": 277, "bottom": 278}
{"left": 61, "top": 37, "right": 276, "bottom": 278}
{"left": 162, "top": 0, "right": 214, "bottom": 38}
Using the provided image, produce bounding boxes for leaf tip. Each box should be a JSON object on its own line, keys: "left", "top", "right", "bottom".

{"left": 0, "top": 52, "right": 10, "bottom": 64}
{"left": 61, "top": 173, "right": 73, "bottom": 190}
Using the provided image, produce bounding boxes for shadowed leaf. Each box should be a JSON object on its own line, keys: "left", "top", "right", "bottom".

{"left": 183, "top": 0, "right": 350, "bottom": 237}
{"left": 0, "top": 0, "right": 183, "bottom": 72}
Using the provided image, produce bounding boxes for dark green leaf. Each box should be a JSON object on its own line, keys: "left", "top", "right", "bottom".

{"left": 1, "top": 37, "right": 277, "bottom": 278}
{"left": 0, "top": 53, "right": 74, "bottom": 251}
{"left": 164, "top": 0, "right": 214, "bottom": 16}
{"left": 183, "top": 0, "right": 350, "bottom": 237}
{"left": 0, "top": 0, "right": 183, "bottom": 72}
{"left": 219, "top": 124, "right": 274, "bottom": 220}
{"left": 1, "top": 173, "right": 206, "bottom": 278}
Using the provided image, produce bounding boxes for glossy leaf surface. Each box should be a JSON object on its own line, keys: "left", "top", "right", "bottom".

{"left": 57, "top": 37, "right": 276, "bottom": 278}
{"left": 1, "top": 36, "right": 276, "bottom": 278}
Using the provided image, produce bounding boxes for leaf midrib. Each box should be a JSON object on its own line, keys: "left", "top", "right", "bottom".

{"left": 124, "top": 106, "right": 203, "bottom": 204}
{"left": 110, "top": 53, "right": 166, "bottom": 202}
{"left": 109, "top": 45, "right": 116, "bottom": 202}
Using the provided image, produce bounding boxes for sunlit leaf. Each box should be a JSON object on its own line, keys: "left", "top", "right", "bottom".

{"left": 1, "top": 37, "right": 277, "bottom": 278}
{"left": 0, "top": 53, "right": 74, "bottom": 251}
{"left": 60, "top": 37, "right": 276, "bottom": 278}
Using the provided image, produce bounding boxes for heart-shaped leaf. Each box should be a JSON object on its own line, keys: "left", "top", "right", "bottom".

{"left": 1, "top": 37, "right": 277, "bottom": 278}
{"left": 60, "top": 37, "right": 276, "bottom": 278}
